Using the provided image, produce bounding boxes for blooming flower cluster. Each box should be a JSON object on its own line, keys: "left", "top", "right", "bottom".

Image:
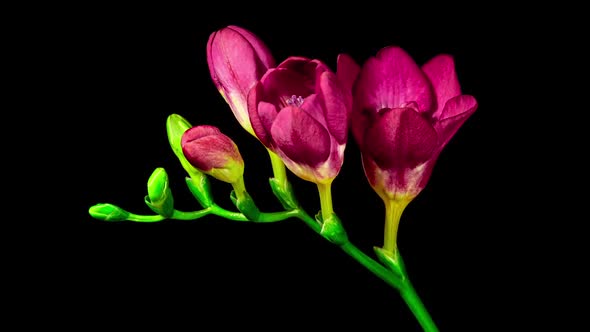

{"left": 90, "top": 25, "right": 477, "bottom": 331}
{"left": 203, "top": 25, "right": 477, "bottom": 205}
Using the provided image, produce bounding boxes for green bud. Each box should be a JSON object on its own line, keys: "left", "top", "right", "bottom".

{"left": 145, "top": 167, "right": 174, "bottom": 217}
{"left": 318, "top": 213, "right": 348, "bottom": 245}
{"left": 269, "top": 178, "right": 299, "bottom": 210}
{"left": 185, "top": 175, "right": 214, "bottom": 208}
{"left": 148, "top": 168, "right": 168, "bottom": 202}
{"left": 89, "top": 203, "right": 130, "bottom": 221}
{"left": 373, "top": 247, "right": 406, "bottom": 280}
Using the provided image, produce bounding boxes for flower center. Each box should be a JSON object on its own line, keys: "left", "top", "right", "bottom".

{"left": 284, "top": 95, "right": 304, "bottom": 107}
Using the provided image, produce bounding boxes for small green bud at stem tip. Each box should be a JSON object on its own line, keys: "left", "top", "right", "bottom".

{"left": 88, "top": 203, "right": 130, "bottom": 221}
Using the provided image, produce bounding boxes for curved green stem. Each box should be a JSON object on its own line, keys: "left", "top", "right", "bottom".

{"left": 258, "top": 209, "right": 301, "bottom": 222}
{"left": 126, "top": 214, "right": 166, "bottom": 222}
{"left": 125, "top": 206, "right": 299, "bottom": 223}
{"left": 171, "top": 209, "right": 212, "bottom": 220}
{"left": 210, "top": 204, "right": 249, "bottom": 221}
{"left": 209, "top": 204, "right": 300, "bottom": 223}
{"left": 126, "top": 209, "right": 211, "bottom": 222}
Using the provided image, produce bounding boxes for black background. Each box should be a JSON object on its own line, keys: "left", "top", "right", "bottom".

{"left": 40, "top": 3, "right": 569, "bottom": 331}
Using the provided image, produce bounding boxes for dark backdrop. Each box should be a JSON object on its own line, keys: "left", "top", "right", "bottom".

{"left": 51, "top": 3, "right": 555, "bottom": 331}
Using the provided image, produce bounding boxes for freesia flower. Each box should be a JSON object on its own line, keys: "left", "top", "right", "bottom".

{"left": 352, "top": 46, "right": 478, "bottom": 203}
{"left": 181, "top": 125, "right": 244, "bottom": 185}
{"left": 207, "top": 25, "right": 276, "bottom": 135}
{"left": 247, "top": 56, "right": 357, "bottom": 184}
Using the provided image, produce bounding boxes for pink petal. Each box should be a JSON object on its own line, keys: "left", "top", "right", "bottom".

{"left": 434, "top": 95, "right": 478, "bottom": 149}
{"left": 422, "top": 54, "right": 462, "bottom": 120}
{"left": 277, "top": 56, "right": 311, "bottom": 69}
{"left": 206, "top": 31, "right": 220, "bottom": 86}
{"left": 257, "top": 101, "right": 279, "bottom": 141}
{"left": 278, "top": 56, "right": 329, "bottom": 74}
{"left": 355, "top": 46, "right": 434, "bottom": 113}
{"left": 364, "top": 107, "right": 438, "bottom": 170}
{"left": 247, "top": 82, "right": 273, "bottom": 147}
{"left": 181, "top": 125, "right": 221, "bottom": 140}
{"left": 270, "top": 106, "right": 331, "bottom": 167}
{"left": 337, "top": 53, "right": 361, "bottom": 93}
{"left": 351, "top": 105, "right": 372, "bottom": 150}
{"left": 227, "top": 25, "right": 275, "bottom": 70}
{"left": 300, "top": 94, "right": 327, "bottom": 128}
{"left": 318, "top": 71, "right": 350, "bottom": 144}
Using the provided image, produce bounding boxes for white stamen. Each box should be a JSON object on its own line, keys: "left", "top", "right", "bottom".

{"left": 286, "top": 95, "right": 304, "bottom": 107}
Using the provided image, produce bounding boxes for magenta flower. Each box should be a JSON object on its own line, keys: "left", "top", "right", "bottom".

{"left": 181, "top": 125, "right": 244, "bottom": 184}
{"left": 352, "top": 46, "right": 478, "bottom": 202}
{"left": 247, "top": 55, "right": 358, "bottom": 184}
{"left": 207, "top": 25, "right": 276, "bottom": 135}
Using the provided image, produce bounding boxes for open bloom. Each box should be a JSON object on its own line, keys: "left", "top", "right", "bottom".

{"left": 247, "top": 56, "right": 356, "bottom": 184}
{"left": 352, "top": 46, "right": 478, "bottom": 202}
{"left": 181, "top": 125, "right": 244, "bottom": 184}
{"left": 207, "top": 25, "right": 275, "bottom": 135}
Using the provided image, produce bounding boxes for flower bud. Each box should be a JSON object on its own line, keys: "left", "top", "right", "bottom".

{"left": 88, "top": 203, "right": 130, "bottom": 221}
{"left": 207, "top": 25, "right": 275, "bottom": 135}
{"left": 144, "top": 167, "right": 174, "bottom": 217}
{"left": 181, "top": 125, "right": 244, "bottom": 184}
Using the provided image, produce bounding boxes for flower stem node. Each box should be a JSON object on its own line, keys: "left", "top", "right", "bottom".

{"left": 373, "top": 246, "right": 407, "bottom": 280}
{"left": 318, "top": 212, "right": 348, "bottom": 245}
{"left": 230, "top": 190, "right": 261, "bottom": 222}
{"left": 144, "top": 167, "right": 174, "bottom": 218}
{"left": 88, "top": 203, "right": 130, "bottom": 222}
{"left": 269, "top": 178, "right": 299, "bottom": 210}
{"left": 185, "top": 174, "right": 214, "bottom": 208}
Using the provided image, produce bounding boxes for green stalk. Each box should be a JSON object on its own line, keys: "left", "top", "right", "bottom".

{"left": 303, "top": 186, "right": 438, "bottom": 331}
{"left": 231, "top": 176, "right": 247, "bottom": 201}
{"left": 383, "top": 199, "right": 409, "bottom": 254}
{"left": 317, "top": 182, "right": 333, "bottom": 222}
{"left": 340, "top": 242, "right": 403, "bottom": 289}
{"left": 399, "top": 279, "right": 439, "bottom": 332}
{"left": 294, "top": 209, "right": 322, "bottom": 233}
{"left": 267, "top": 149, "right": 288, "bottom": 189}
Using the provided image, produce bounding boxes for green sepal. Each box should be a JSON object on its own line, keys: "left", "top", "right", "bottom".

{"left": 166, "top": 114, "right": 192, "bottom": 159}
{"left": 145, "top": 168, "right": 174, "bottom": 218}
{"left": 185, "top": 175, "right": 214, "bottom": 208}
{"left": 269, "top": 178, "right": 299, "bottom": 210}
{"left": 229, "top": 190, "right": 238, "bottom": 207}
{"left": 230, "top": 190, "right": 260, "bottom": 221}
{"left": 317, "top": 213, "right": 348, "bottom": 245}
{"left": 88, "top": 203, "right": 130, "bottom": 221}
{"left": 373, "top": 247, "right": 407, "bottom": 280}
{"left": 166, "top": 113, "right": 205, "bottom": 177}
{"left": 144, "top": 196, "right": 173, "bottom": 218}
